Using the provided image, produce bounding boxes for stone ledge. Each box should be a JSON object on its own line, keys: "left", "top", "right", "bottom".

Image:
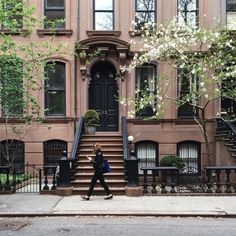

{"left": 55, "top": 187, "right": 73, "bottom": 196}
{"left": 125, "top": 186, "right": 143, "bottom": 197}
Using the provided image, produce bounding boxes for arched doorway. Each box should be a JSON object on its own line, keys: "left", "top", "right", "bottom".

{"left": 89, "top": 61, "right": 119, "bottom": 131}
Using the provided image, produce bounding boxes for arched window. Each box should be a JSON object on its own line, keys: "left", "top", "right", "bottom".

{"left": 44, "top": 139, "right": 67, "bottom": 166}
{"left": 136, "top": 141, "right": 158, "bottom": 174}
{"left": 45, "top": 61, "right": 66, "bottom": 116}
{"left": 0, "top": 139, "right": 24, "bottom": 167}
{"left": 177, "top": 141, "right": 201, "bottom": 174}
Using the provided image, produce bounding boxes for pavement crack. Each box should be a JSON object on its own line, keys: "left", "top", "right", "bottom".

{"left": 49, "top": 197, "right": 64, "bottom": 214}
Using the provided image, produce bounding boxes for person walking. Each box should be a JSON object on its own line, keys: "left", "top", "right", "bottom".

{"left": 81, "top": 143, "right": 113, "bottom": 200}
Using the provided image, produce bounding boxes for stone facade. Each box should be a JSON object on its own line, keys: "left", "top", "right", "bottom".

{"left": 0, "top": 0, "right": 235, "bottom": 171}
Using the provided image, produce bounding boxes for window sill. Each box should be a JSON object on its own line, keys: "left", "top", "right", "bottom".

{"left": 37, "top": 29, "right": 73, "bottom": 38}
{"left": 0, "top": 29, "right": 29, "bottom": 35}
{"left": 129, "top": 30, "right": 143, "bottom": 37}
{"left": 43, "top": 117, "right": 74, "bottom": 123}
{"left": 86, "top": 30, "right": 121, "bottom": 38}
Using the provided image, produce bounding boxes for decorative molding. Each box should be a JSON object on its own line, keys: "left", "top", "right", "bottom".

{"left": 86, "top": 30, "right": 121, "bottom": 38}
{"left": 0, "top": 29, "right": 29, "bottom": 35}
{"left": 77, "top": 37, "right": 130, "bottom": 81}
{"left": 37, "top": 29, "right": 73, "bottom": 38}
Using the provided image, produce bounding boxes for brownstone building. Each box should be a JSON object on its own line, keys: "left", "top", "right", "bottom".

{"left": 0, "top": 0, "right": 236, "bottom": 194}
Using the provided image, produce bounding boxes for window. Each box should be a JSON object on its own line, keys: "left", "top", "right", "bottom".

{"left": 0, "top": 57, "right": 24, "bottom": 117}
{"left": 44, "top": 0, "right": 65, "bottom": 29}
{"left": 45, "top": 62, "right": 66, "bottom": 116}
{"left": 0, "top": 140, "right": 24, "bottom": 167}
{"left": 177, "top": 141, "right": 200, "bottom": 174}
{"left": 135, "top": 0, "right": 156, "bottom": 29}
{"left": 136, "top": 141, "right": 158, "bottom": 174}
{"left": 94, "top": 0, "right": 114, "bottom": 30}
{"left": 177, "top": 0, "right": 199, "bottom": 26}
{"left": 44, "top": 140, "right": 67, "bottom": 166}
{"left": 177, "top": 68, "right": 198, "bottom": 117}
{"left": 1, "top": 0, "right": 23, "bottom": 29}
{"left": 227, "top": 0, "right": 236, "bottom": 30}
{"left": 135, "top": 65, "right": 157, "bottom": 117}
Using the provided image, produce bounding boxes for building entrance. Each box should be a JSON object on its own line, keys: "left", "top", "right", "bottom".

{"left": 89, "top": 61, "right": 119, "bottom": 131}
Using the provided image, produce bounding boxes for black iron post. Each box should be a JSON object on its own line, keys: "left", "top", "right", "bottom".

{"left": 125, "top": 150, "right": 139, "bottom": 187}
{"left": 57, "top": 150, "right": 72, "bottom": 187}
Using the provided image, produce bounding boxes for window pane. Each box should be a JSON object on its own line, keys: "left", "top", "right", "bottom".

{"left": 135, "top": 12, "right": 155, "bottom": 26}
{"left": 178, "top": 0, "right": 197, "bottom": 11}
{"left": 136, "top": 0, "right": 155, "bottom": 11}
{"left": 178, "top": 0, "right": 198, "bottom": 26}
{"left": 45, "top": 11, "right": 65, "bottom": 29}
{"left": 137, "top": 142, "right": 157, "bottom": 174}
{"left": 46, "top": 0, "right": 64, "bottom": 8}
{"left": 46, "top": 63, "right": 65, "bottom": 90}
{"left": 95, "top": 12, "right": 113, "bottom": 30}
{"left": 44, "top": 140, "right": 67, "bottom": 166}
{"left": 179, "top": 142, "right": 199, "bottom": 174}
{"left": 227, "top": 0, "right": 236, "bottom": 11}
{"left": 47, "top": 91, "right": 65, "bottom": 115}
{"left": 95, "top": 0, "right": 113, "bottom": 10}
{"left": 0, "top": 140, "right": 24, "bottom": 167}
{"left": 227, "top": 12, "right": 236, "bottom": 30}
{"left": 178, "top": 11, "right": 197, "bottom": 26}
{"left": 136, "top": 65, "right": 156, "bottom": 117}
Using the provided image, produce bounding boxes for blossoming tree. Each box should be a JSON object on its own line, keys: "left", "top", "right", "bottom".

{"left": 124, "top": 19, "right": 236, "bottom": 165}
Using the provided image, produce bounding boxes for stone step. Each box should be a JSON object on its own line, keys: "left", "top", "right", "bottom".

{"left": 74, "top": 173, "right": 125, "bottom": 180}
{"left": 79, "top": 148, "right": 123, "bottom": 152}
{"left": 75, "top": 165, "right": 124, "bottom": 171}
{"left": 72, "top": 179, "right": 126, "bottom": 188}
{"left": 80, "top": 143, "right": 123, "bottom": 148}
{"left": 78, "top": 152, "right": 123, "bottom": 160}
{"left": 228, "top": 148, "right": 236, "bottom": 152}
{"left": 71, "top": 133, "right": 125, "bottom": 195}
{"left": 72, "top": 187, "right": 125, "bottom": 195}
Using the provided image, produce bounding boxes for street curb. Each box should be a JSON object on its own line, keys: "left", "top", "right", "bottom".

{"left": 1, "top": 212, "right": 236, "bottom": 218}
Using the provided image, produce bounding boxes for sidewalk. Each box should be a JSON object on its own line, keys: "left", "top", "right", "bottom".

{"left": 0, "top": 193, "right": 236, "bottom": 217}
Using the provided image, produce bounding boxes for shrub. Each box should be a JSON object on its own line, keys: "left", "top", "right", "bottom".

{"left": 84, "top": 109, "right": 99, "bottom": 125}
{"left": 160, "top": 155, "right": 185, "bottom": 170}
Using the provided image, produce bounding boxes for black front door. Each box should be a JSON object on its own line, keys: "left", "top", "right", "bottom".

{"left": 89, "top": 62, "right": 118, "bottom": 131}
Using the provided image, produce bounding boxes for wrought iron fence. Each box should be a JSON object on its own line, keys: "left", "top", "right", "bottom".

{"left": 0, "top": 163, "right": 58, "bottom": 194}
{"left": 140, "top": 166, "right": 236, "bottom": 194}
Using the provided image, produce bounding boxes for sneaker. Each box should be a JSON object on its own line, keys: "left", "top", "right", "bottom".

{"left": 104, "top": 194, "right": 113, "bottom": 200}
{"left": 81, "top": 196, "right": 90, "bottom": 201}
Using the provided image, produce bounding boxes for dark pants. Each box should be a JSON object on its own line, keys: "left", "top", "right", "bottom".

{"left": 87, "top": 170, "right": 111, "bottom": 196}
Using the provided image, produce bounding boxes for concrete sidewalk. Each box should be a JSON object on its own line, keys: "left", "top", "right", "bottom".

{"left": 0, "top": 194, "right": 236, "bottom": 217}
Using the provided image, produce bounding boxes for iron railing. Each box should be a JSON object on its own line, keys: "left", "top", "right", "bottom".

{"left": 0, "top": 164, "right": 58, "bottom": 193}
{"left": 121, "top": 116, "right": 129, "bottom": 160}
{"left": 71, "top": 117, "right": 84, "bottom": 161}
{"left": 140, "top": 166, "right": 236, "bottom": 194}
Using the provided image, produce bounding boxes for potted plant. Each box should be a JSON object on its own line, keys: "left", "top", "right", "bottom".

{"left": 84, "top": 109, "right": 99, "bottom": 134}
{"left": 160, "top": 155, "right": 185, "bottom": 170}
{"left": 160, "top": 155, "right": 185, "bottom": 184}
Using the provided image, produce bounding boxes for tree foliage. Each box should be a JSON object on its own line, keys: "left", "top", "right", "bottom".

{"left": 0, "top": 0, "right": 69, "bottom": 165}
{"left": 124, "top": 19, "right": 236, "bottom": 164}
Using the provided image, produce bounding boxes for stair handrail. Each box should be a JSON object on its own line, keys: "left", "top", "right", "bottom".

{"left": 216, "top": 117, "right": 236, "bottom": 144}
{"left": 71, "top": 116, "right": 84, "bottom": 161}
{"left": 121, "top": 116, "right": 129, "bottom": 160}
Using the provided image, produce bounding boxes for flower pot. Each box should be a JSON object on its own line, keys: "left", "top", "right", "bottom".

{"left": 85, "top": 124, "right": 96, "bottom": 135}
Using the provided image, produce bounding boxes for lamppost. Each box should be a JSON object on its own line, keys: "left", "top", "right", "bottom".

{"left": 125, "top": 135, "right": 142, "bottom": 196}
